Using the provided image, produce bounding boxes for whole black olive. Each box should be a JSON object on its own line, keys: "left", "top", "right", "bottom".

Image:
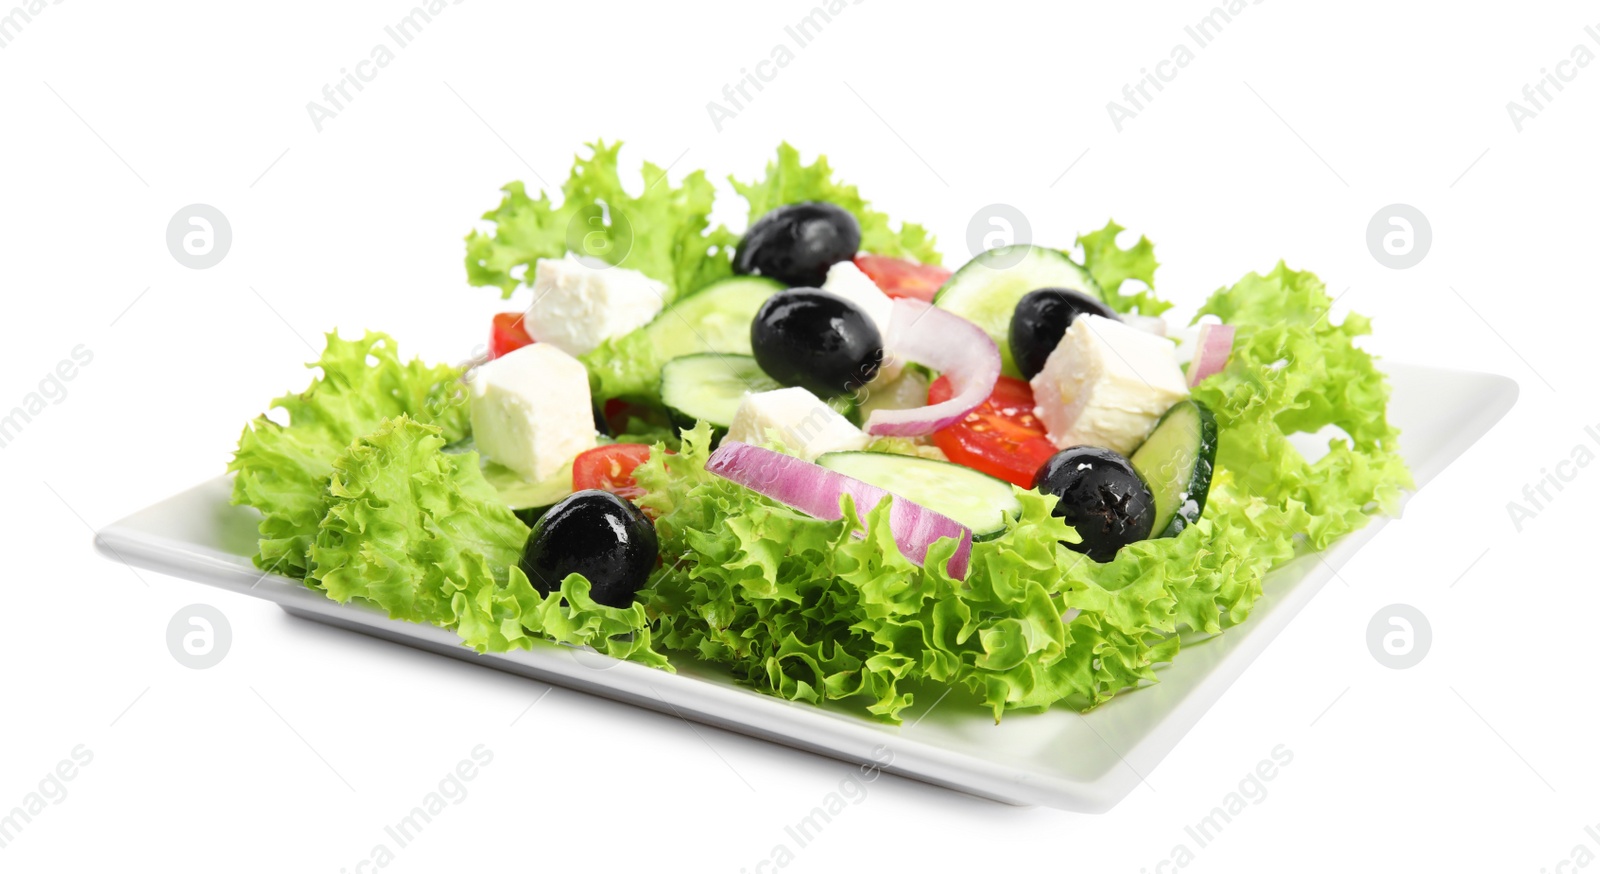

{"left": 1009, "top": 288, "right": 1120, "bottom": 380}
{"left": 518, "top": 490, "right": 657, "bottom": 608}
{"left": 751, "top": 289, "right": 883, "bottom": 397}
{"left": 1034, "top": 446, "right": 1155, "bottom": 562}
{"left": 734, "top": 202, "right": 861, "bottom": 288}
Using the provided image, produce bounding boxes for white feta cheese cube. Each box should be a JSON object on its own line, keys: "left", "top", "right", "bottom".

{"left": 821, "top": 260, "right": 903, "bottom": 382}
{"left": 525, "top": 256, "right": 667, "bottom": 357}
{"left": 822, "top": 260, "right": 893, "bottom": 332}
{"left": 469, "top": 343, "right": 596, "bottom": 481}
{"left": 1030, "top": 315, "right": 1189, "bottom": 455}
{"left": 1121, "top": 313, "right": 1168, "bottom": 337}
{"left": 723, "top": 386, "right": 868, "bottom": 462}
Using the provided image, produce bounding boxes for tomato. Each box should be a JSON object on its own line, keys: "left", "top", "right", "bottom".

{"left": 489, "top": 312, "right": 534, "bottom": 359}
{"left": 927, "top": 375, "right": 1059, "bottom": 488}
{"left": 571, "top": 444, "right": 654, "bottom": 501}
{"left": 853, "top": 254, "right": 953, "bottom": 302}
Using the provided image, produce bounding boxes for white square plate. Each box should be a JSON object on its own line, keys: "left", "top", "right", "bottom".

{"left": 94, "top": 362, "right": 1515, "bottom": 812}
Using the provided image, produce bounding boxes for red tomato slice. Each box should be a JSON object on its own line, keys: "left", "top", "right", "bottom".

{"left": 489, "top": 312, "right": 534, "bottom": 360}
{"left": 571, "top": 444, "right": 654, "bottom": 501}
{"left": 853, "top": 254, "right": 953, "bottom": 302}
{"left": 927, "top": 375, "right": 1059, "bottom": 488}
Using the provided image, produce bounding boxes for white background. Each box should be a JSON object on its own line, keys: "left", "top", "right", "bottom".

{"left": 2, "top": 1, "right": 1596, "bottom": 871}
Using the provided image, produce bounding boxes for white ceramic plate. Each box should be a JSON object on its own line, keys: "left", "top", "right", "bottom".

{"left": 94, "top": 362, "right": 1515, "bottom": 812}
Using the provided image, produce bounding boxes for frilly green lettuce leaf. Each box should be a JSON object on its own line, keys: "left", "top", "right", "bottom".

{"left": 1077, "top": 219, "right": 1172, "bottom": 316}
{"left": 313, "top": 416, "right": 524, "bottom": 622}
{"left": 465, "top": 140, "right": 738, "bottom": 301}
{"left": 228, "top": 332, "right": 469, "bottom": 578}
{"left": 731, "top": 142, "right": 941, "bottom": 265}
{"left": 311, "top": 416, "right": 670, "bottom": 666}
{"left": 455, "top": 570, "right": 672, "bottom": 669}
{"left": 1191, "top": 262, "right": 1413, "bottom": 548}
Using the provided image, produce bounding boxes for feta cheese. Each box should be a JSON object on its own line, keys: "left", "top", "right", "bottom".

{"left": 468, "top": 343, "right": 596, "bottom": 481}
{"left": 723, "top": 386, "right": 868, "bottom": 462}
{"left": 525, "top": 256, "right": 667, "bottom": 357}
{"left": 1121, "top": 313, "right": 1168, "bottom": 337}
{"left": 822, "top": 260, "right": 893, "bottom": 331}
{"left": 1030, "top": 315, "right": 1189, "bottom": 455}
{"left": 821, "top": 260, "right": 903, "bottom": 382}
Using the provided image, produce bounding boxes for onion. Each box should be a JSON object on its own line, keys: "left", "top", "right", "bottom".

{"left": 705, "top": 441, "right": 973, "bottom": 578}
{"left": 861, "top": 299, "right": 1001, "bottom": 437}
{"left": 1187, "top": 323, "right": 1236, "bottom": 386}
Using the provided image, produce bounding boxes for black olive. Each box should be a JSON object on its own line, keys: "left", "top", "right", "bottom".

{"left": 593, "top": 403, "right": 612, "bottom": 437}
{"left": 1009, "top": 288, "right": 1120, "bottom": 380}
{"left": 1034, "top": 446, "right": 1155, "bottom": 562}
{"left": 518, "top": 490, "right": 657, "bottom": 608}
{"left": 734, "top": 202, "right": 861, "bottom": 288}
{"left": 751, "top": 289, "right": 882, "bottom": 397}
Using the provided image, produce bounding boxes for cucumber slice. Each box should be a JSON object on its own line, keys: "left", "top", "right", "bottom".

{"left": 933, "top": 245, "right": 1100, "bottom": 377}
{"left": 1129, "top": 399, "right": 1218, "bottom": 538}
{"left": 856, "top": 369, "right": 930, "bottom": 422}
{"left": 661, "top": 353, "right": 859, "bottom": 437}
{"left": 581, "top": 276, "right": 785, "bottom": 402}
{"left": 661, "top": 353, "right": 780, "bottom": 438}
{"left": 482, "top": 460, "right": 574, "bottom": 527}
{"left": 814, "top": 451, "right": 1021, "bottom": 540}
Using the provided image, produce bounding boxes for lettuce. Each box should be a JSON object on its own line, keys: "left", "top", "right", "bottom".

{"left": 229, "top": 336, "right": 671, "bottom": 666}
{"left": 731, "top": 143, "right": 942, "bottom": 265}
{"left": 1077, "top": 219, "right": 1171, "bottom": 316}
{"left": 466, "top": 141, "right": 738, "bottom": 302}
{"left": 466, "top": 142, "right": 941, "bottom": 306}
{"left": 228, "top": 332, "right": 468, "bottom": 578}
{"left": 313, "top": 416, "right": 524, "bottom": 622}
{"left": 1191, "top": 262, "right": 1412, "bottom": 547}
{"left": 310, "top": 416, "right": 670, "bottom": 666}
{"left": 458, "top": 570, "right": 672, "bottom": 668}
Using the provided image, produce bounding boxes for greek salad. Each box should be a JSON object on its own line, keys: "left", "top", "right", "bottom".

{"left": 229, "top": 142, "right": 1412, "bottom": 721}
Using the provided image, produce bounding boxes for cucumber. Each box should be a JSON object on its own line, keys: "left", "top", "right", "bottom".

{"left": 814, "top": 451, "right": 1021, "bottom": 540}
{"left": 856, "top": 369, "right": 930, "bottom": 422}
{"left": 661, "top": 353, "right": 859, "bottom": 438}
{"left": 482, "top": 460, "right": 574, "bottom": 527}
{"left": 581, "top": 275, "right": 785, "bottom": 402}
{"left": 1129, "top": 399, "right": 1218, "bottom": 538}
{"left": 661, "top": 353, "right": 779, "bottom": 439}
{"left": 933, "top": 245, "right": 1100, "bottom": 377}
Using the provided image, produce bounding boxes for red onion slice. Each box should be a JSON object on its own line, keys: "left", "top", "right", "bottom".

{"left": 1188, "top": 323, "right": 1236, "bottom": 386}
{"left": 705, "top": 441, "right": 973, "bottom": 578}
{"left": 861, "top": 299, "right": 1001, "bottom": 437}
